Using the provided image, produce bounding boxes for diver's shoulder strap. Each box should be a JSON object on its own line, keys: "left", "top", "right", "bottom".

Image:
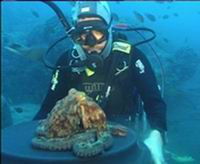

{"left": 112, "top": 39, "right": 132, "bottom": 55}
{"left": 111, "top": 40, "right": 133, "bottom": 76}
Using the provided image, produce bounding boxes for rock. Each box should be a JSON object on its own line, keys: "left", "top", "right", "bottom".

{"left": 2, "top": 47, "right": 51, "bottom": 105}
{"left": 1, "top": 96, "right": 13, "bottom": 129}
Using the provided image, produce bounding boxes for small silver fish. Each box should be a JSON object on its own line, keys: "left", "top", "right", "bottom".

{"left": 145, "top": 13, "right": 156, "bottom": 22}
{"left": 133, "top": 11, "right": 144, "bottom": 23}
{"left": 163, "top": 38, "right": 169, "bottom": 43}
{"left": 31, "top": 10, "right": 40, "bottom": 18}
{"left": 173, "top": 13, "right": 179, "bottom": 17}
{"left": 163, "top": 15, "right": 170, "bottom": 19}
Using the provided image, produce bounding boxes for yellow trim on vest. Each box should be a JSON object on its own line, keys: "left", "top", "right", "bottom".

{"left": 85, "top": 68, "right": 95, "bottom": 77}
{"left": 112, "top": 41, "right": 131, "bottom": 54}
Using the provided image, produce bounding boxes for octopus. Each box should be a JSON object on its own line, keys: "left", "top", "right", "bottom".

{"left": 32, "top": 88, "right": 127, "bottom": 157}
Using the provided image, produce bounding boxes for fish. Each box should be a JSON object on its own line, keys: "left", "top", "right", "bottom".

{"left": 4, "top": 43, "right": 28, "bottom": 55}
{"left": 31, "top": 10, "right": 40, "bottom": 18}
{"left": 145, "top": 13, "right": 156, "bottom": 22}
{"left": 163, "top": 38, "right": 169, "bottom": 43}
{"left": 133, "top": 11, "right": 144, "bottom": 23}
{"left": 4, "top": 46, "right": 22, "bottom": 55}
{"left": 111, "top": 12, "right": 119, "bottom": 22}
{"left": 8, "top": 43, "right": 23, "bottom": 50}
{"left": 4, "top": 43, "right": 46, "bottom": 63}
{"left": 167, "top": 6, "right": 171, "bottom": 9}
{"left": 14, "top": 107, "right": 23, "bottom": 113}
{"left": 173, "top": 13, "right": 178, "bottom": 17}
{"left": 163, "top": 15, "right": 169, "bottom": 19}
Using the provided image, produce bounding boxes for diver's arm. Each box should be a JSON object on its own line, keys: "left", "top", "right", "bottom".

{"left": 33, "top": 52, "right": 71, "bottom": 120}
{"left": 131, "top": 48, "right": 167, "bottom": 163}
{"left": 131, "top": 47, "right": 167, "bottom": 134}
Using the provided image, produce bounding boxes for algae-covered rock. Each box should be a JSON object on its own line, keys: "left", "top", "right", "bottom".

{"left": 1, "top": 96, "right": 13, "bottom": 129}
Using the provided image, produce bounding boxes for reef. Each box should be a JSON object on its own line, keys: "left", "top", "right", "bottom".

{"left": 32, "top": 88, "right": 127, "bottom": 157}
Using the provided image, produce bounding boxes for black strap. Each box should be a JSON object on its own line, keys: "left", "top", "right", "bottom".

{"left": 98, "top": 43, "right": 133, "bottom": 108}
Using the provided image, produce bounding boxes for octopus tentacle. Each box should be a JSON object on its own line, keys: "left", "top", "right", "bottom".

{"left": 73, "top": 140, "right": 104, "bottom": 157}
{"left": 31, "top": 136, "right": 73, "bottom": 151}
{"left": 32, "top": 129, "right": 97, "bottom": 152}
{"left": 99, "top": 131, "right": 113, "bottom": 150}
{"left": 72, "top": 130, "right": 113, "bottom": 157}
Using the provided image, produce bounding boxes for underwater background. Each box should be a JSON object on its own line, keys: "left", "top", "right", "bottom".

{"left": 1, "top": 1, "right": 200, "bottom": 163}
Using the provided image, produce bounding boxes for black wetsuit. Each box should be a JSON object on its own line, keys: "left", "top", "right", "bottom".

{"left": 34, "top": 40, "right": 167, "bottom": 134}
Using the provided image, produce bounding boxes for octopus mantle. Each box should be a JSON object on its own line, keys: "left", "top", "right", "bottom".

{"left": 32, "top": 89, "right": 127, "bottom": 157}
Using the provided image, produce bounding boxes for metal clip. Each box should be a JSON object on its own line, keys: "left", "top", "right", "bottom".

{"left": 51, "top": 69, "right": 59, "bottom": 91}
{"left": 115, "top": 61, "right": 129, "bottom": 76}
{"left": 105, "top": 86, "right": 111, "bottom": 98}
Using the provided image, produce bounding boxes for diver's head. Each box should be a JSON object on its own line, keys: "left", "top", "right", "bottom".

{"left": 71, "top": 2, "right": 113, "bottom": 71}
{"left": 75, "top": 17, "right": 108, "bottom": 54}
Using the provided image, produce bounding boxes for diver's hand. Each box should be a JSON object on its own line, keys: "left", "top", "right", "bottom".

{"left": 144, "top": 130, "right": 166, "bottom": 164}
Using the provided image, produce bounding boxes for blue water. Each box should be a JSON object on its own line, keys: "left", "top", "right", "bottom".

{"left": 2, "top": 1, "right": 200, "bottom": 163}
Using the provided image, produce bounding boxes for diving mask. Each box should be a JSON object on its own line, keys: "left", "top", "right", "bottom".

{"left": 71, "top": 20, "right": 109, "bottom": 47}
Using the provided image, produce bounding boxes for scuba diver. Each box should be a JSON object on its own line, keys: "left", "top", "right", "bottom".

{"left": 34, "top": 2, "right": 167, "bottom": 164}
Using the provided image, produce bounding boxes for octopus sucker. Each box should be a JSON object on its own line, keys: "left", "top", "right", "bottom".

{"left": 32, "top": 89, "right": 126, "bottom": 157}
{"left": 73, "top": 141, "right": 104, "bottom": 157}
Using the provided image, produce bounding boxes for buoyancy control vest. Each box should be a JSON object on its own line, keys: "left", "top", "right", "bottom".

{"left": 67, "top": 38, "right": 141, "bottom": 119}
